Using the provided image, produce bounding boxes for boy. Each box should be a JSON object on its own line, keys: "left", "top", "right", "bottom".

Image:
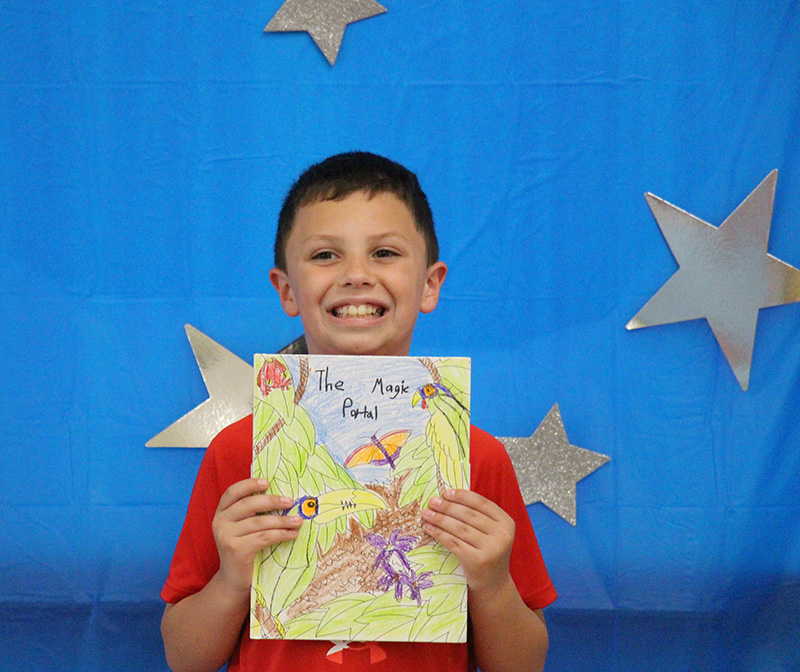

{"left": 161, "top": 152, "right": 557, "bottom": 672}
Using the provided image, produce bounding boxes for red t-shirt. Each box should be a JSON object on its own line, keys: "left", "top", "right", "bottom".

{"left": 162, "top": 416, "right": 557, "bottom": 671}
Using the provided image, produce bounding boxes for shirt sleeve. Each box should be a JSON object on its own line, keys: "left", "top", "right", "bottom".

{"left": 160, "top": 416, "right": 252, "bottom": 604}
{"left": 469, "top": 425, "right": 558, "bottom": 610}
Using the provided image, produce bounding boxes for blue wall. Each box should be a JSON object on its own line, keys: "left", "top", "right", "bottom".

{"left": 2, "top": 1, "right": 799, "bottom": 670}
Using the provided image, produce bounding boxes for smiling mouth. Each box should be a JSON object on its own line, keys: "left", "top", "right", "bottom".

{"left": 332, "top": 304, "right": 386, "bottom": 318}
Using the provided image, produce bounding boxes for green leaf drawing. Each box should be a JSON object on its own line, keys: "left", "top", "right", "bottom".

{"left": 391, "top": 435, "right": 429, "bottom": 474}
{"left": 435, "top": 358, "right": 471, "bottom": 411}
{"left": 407, "top": 543, "right": 457, "bottom": 575}
{"left": 280, "top": 611, "right": 323, "bottom": 639}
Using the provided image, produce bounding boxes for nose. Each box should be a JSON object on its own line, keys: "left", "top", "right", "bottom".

{"left": 340, "top": 254, "right": 374, "bottom": 287}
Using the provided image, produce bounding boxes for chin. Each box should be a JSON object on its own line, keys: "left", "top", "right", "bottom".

{"left": 328, "top": 339, "right": 408, "bottom": 357}
{"left": 306, "top": 326, "right": 412, "bottom": 357}
{"left": 337, "top": 345, "right": 395, "bottom": 357}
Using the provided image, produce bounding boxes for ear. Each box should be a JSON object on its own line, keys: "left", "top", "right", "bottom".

{"left": 269, "top": 267, "right": 301, "bottom": 317}
{"left": 419, "top": 261, "right": 447, "bottom": 314}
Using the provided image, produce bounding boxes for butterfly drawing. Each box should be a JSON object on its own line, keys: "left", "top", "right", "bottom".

{"left": 344, "top": 430, "right": 412, "bottom": 470}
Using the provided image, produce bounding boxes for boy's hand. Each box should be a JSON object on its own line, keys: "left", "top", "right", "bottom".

{"left": 212, "top": 478, "right": 302, "bottom": 595}
{"left": 422, "top": 489, "right": 515, "bottom": 594}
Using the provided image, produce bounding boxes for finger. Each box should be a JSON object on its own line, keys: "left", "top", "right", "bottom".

{"left": 218, "top": 480, "right": 293, "bottom": 520}
{"left": 422, "top": 518, "right": 486, "bottom": 565}
{"left": 424, "top": 492, "right": 515, "bottom": 553}
{"left": 217, "top": 478, "right": 271, "bottom": 512}
{"left": 229, "top": 492, "right": 296, "bottom": 521}
{"left": 425, "top": 493, "right": 499, "bottom": 536}
{"left": 422, "top": 506, "right": 483, "bottom": 550}
{"left": 233, "top": 511, "right": 303, "bottom": 538}
{"left": 237, "top": 523, "right": 303, "bottom": 551}
{"left": 436, "top": 489, "right": 505, "bottom": 521}
{"left": 220, "top": 525, "right": 303, "bottom": 566}
{"left": 423, "top": 512, "right": 512, "bottom": 575}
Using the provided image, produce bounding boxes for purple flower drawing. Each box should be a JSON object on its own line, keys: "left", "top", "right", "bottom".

{"left": 366, "top": 529, "right": 417, "bottom": 572}
{"left": 366, "top": 530, "right": 434, "bottom": 605}
{"left": 377, "top": 567, "right": 405, "bottom": 601}
{"left": 399, "top": 568, "right": 435, "bottom": 606}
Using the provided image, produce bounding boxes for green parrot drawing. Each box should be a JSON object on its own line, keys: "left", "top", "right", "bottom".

{"left": 411, "top": 382, "right": 470, "bottom": 492}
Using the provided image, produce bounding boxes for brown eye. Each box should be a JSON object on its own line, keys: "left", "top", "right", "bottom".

{"left": 423, "top": 384, "right": 436, "bottom": 396}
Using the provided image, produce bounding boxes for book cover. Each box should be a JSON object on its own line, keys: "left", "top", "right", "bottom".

{"left": 250, "top": 354, "right": 470, "bottom": 642}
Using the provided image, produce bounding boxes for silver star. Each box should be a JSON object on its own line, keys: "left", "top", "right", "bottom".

{"left": 265, "top": 0, "right": 387, "bottom": 65}
{"left": 146, "top": 325, "right": 254, "bottom": 448}
{"left": 627, "top": 170, "right": 800, "bottom": 391}
{"left": 147, "top": 329, "right": 307, "bottom": 448}
{"left": 499, "top": 404, "right": 610, "bottom": 526}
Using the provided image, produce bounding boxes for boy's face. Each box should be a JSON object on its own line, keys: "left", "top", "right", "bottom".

{"left": 269, "top": 191, "right": 447, "bottom": 357}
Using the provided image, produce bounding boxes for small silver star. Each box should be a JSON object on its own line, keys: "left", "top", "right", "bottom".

{"left": 265, "top": 0, "right": 387, "bottom": 65}
{"left": 499, "top": 404, "right": 610, "bottom": 526}
{"left": 627, "top": 170, "right": 800, "bottom": 391}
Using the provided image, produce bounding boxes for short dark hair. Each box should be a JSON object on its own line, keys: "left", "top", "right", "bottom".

{"left": 274, "top": 151, "right": 439, "bottom": 270}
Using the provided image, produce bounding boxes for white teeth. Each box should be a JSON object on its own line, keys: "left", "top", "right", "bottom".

{"left": 335, "top": 304, "right": 382, "bottom": 317}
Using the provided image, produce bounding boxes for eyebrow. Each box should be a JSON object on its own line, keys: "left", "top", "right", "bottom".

{"left": 300, "top": 232, "right": 408, "bottom": 246}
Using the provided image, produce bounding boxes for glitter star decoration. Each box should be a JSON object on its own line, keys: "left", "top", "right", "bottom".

{"left": 499, "top": 404, "right": 610, "bottom": 526}
{"left": 627, "top": 170, "right": 800, "bottom": 391}
{"left": 265, "top": 0, "right": 387, "bottom": 65}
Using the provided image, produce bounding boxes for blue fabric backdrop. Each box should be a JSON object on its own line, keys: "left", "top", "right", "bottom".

{"left": 2, "top": 1, "right": 799, "bottom": 670}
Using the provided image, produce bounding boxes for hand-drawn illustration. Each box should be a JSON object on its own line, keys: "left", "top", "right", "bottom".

{"left": 250, "top": 355, "right": 471, "bottom": 642}
{"left": 344, "top": 430, "right": 411, "bottom": 470}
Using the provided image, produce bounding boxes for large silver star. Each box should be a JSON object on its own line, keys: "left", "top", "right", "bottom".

{"left": 627, "top": 170, "right": 800, "bottom": 391}
{"left": 147, "top": 328, "right": 307, "bottom": 448}
{"left": 499, "top": 404, "right": 610, "bottom": 526}
{"left": 146, "top": 325, "right": 254, "bottom": 448}
{"left": 265, "top": 0, "right": 387, "bottom": 65}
